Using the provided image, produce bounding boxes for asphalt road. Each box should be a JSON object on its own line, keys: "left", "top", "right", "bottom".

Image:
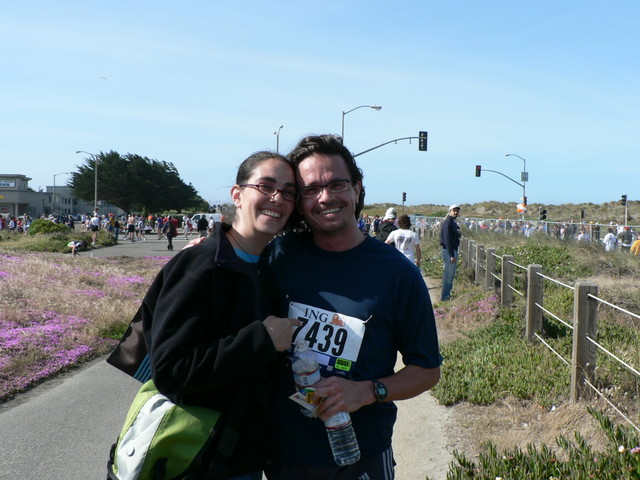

{"left": 0, "top": 236, "right": 453, "bottom": 480}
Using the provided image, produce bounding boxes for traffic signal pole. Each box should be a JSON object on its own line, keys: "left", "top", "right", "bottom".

{"left": 475, "top": 167, "right": 527, "bottom": 219}
{"left": 353, "top": 134, "right": 427, "bottom": 157}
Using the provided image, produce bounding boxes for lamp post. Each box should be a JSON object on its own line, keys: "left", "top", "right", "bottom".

{"left": 341, "top": 105, "right": 382, "bottom": 143}
{"left": 274, "top": 125, "right": 283, "bottom": 153}
{"left": 75, "top": 151, "right": 98, "bottom": 212}
{"left": 53, "top": 172, "right": 70, "bottom": 214}
{"left": 505, "top": 153, "right": 528, "bottom": 205}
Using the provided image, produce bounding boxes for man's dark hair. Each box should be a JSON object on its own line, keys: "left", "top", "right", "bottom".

{"left": 398, "top": 214, "right": 411, "bottom": 229}
{"left": 287, "top": 134, "right": 365, "bottom": 218}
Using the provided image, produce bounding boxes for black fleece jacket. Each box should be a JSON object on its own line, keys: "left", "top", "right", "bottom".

{"left": 140, "top": 222, "right": 282, "bottom": 471}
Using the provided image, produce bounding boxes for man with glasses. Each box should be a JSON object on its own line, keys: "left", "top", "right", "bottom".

{"left": 262, "top": 134, "right": 441, "bottom": 480}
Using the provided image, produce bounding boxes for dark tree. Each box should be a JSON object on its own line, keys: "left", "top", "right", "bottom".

{"left": 70, "top": 151, "right": 207, "bottom": 213}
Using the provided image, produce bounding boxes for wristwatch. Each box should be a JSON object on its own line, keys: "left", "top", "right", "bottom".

{"left": 372, "top": 379, "right": 388, "bottom": 403}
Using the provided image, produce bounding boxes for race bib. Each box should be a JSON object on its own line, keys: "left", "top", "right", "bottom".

{"left": 289, "top": 302, "right": 365, "bottom": 377}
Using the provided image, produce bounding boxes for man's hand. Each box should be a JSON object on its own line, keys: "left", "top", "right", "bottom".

{"left": 311, "top": 376, "right": 374, "bottom": 421}
{"left": 263, "top": 316, "right": 301, "bottom": 352}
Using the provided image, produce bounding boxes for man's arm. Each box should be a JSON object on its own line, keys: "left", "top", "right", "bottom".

{"left": 312, "top": 364, "right": 441, "bottom": 421}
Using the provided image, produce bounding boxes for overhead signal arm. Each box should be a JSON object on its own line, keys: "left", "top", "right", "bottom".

{"left": 353, "top": 132, "right": 427, "bottom": 157}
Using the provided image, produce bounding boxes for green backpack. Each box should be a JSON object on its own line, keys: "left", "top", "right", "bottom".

{"left": 108, "top": 380, "right": 221, "bottom": 480}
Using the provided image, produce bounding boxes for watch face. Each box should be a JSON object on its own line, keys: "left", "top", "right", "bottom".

{"left": 375, "top": 381, "right": 387, "bottom": 401}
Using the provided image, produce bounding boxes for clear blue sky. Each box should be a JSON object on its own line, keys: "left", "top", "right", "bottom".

{"left": 2, "top": 1, "right": 638, "bottom": 210}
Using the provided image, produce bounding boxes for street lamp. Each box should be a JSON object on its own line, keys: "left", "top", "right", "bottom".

{"left": 341, "top": 104, "right": 382, "bottom": 143}
{"left": 505, "top": 153, "right": 528, "bottom": 205}
{"left": 53, "top": 172, "right": 70, "bottom": 214}
{"left": 75, "top": 150, "right": 98, "bottom": 212}
{"left": 274, "top": 125, "right": 283, "bottom": 153}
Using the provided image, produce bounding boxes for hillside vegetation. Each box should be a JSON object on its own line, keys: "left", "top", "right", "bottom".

{"left": 363, "top": 200, "right": 639, "bottom": 225}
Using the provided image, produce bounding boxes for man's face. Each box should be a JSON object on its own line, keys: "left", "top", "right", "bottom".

{"left": 296, "top": 153, "right": 361, "bottom": 236}
{"left": 450, "top": 208, "right": 460, "bottom": 218}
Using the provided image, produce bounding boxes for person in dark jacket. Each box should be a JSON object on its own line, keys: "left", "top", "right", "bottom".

{"left": 161, "top": 215, "right": 178, "bottom": 251}
{"left": 140, "top": 151, "right": 300, "bottom": 479}
{"left": 439, "top": 204, "right": 461, "bottom": 301}
{"left": 197, "top": 214, "right": 210, "bottom": 237}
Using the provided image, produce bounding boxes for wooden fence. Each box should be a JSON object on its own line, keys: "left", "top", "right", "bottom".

{"left": 460, "top": 238, "right": 640, "bottom": 422}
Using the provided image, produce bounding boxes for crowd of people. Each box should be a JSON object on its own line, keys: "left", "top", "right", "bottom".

{"left": 0, "top": 213, "right": 32, "bottom": 233}
{"left": 65, "top": 210, "right": 223, "bottom": 247}
{"left": 411, "top": 215, "right": 640, "bottom": 254}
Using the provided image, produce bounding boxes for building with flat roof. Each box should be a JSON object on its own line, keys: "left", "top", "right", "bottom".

{"left": 0, "top": 174, "right": 123, "bottom": 219}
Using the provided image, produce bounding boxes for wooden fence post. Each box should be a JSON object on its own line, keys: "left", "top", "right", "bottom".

{"left": 525, "top": 264, "right": 543, "bottom": 342}
{"left": 485, "top": 248, "right": 496, "bottom": 291}
{"left": 571, "top": 282, "right": 598, "bottom": 402}
{"left": 475, "top": 244, "right": 485, "bottom": 284}
{"left": 501, "top": 255, "right": 514, "bottom": 307}
{"left": 465, "top": 239, "right": 474, "bottom": 269}
{"left": 460, "top": 238, "right": 468, "bottom": 268}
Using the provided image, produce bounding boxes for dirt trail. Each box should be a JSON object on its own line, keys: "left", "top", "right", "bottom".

{"left": 392, "top": 276, "right": 455, "bottom": 480}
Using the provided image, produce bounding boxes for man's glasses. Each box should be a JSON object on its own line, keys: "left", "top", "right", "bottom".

{"left": 298, "top": 179, "right": 353, "bottom": 198}
{"left": 239, "top": 183, "right": 299, "bottom": 202}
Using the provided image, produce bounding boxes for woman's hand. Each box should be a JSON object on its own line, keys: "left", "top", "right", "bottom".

{"left": 263, "top": 316, "right": 301, "bottom": 351}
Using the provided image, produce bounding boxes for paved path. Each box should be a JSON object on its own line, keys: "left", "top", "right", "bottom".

{"left": 0, "top": 239, "right": 454, "bottom": 480}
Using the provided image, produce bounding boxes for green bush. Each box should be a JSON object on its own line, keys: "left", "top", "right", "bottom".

{"left": 28, "top": 219, "right": 71, "bottom": 235}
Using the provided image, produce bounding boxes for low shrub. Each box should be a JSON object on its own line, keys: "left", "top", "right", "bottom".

{"left": 27, "top": 219, "right": 71, "bottom": 235}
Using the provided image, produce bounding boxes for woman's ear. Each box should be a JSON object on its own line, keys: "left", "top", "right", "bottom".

{"left": 230, "top": 185, "right": 242, "bottom": 207}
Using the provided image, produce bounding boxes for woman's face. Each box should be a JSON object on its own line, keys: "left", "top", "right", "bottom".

{"left": 232, "top": 158, "right": 296, "bottom": 237}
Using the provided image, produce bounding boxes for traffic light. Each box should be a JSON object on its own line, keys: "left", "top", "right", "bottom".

{"left": 539, "top": 208, "right": 547, "bottom": 220}
{"left": 523, "top": 196, "right": 527, "bottom": 206}
{"left": 418, "top": 131, "right": 428, "bottom": 151}
{"left": 402, "top": 192, "right": 406, "bottom": 202}
{"left": 621, "top": 194, "right": 627, "bottom": 206}
{"left": 475, "top": 165, "right": 481, "bottom": 177}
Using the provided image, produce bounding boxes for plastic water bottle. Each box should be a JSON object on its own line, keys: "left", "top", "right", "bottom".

{"left": 291, "top": 341, "right": 321, "bottom": 390}
{"left": 291, "top": 342, "right": 321, "bottom": 417}
{"left": 290, "top": 342, "right": 361, "bottom": 466}
{"left": 325, "top": 411, "right": 361, "bottom": 466}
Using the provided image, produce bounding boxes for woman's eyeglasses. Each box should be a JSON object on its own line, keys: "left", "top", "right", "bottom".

{"left": 239, "top": 183, "right": 299, "bottom": 202}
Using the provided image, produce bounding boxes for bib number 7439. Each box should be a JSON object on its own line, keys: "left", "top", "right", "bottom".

{"left": 288, "top": 302, "right": 365, "bottom": 375}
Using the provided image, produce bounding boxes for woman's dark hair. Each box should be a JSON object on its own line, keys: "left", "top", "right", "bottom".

{"left": 287, "top": 134, "right": 365, "bottom": 218}
{"left": 235, "top": 151, "right": 290, "bottom": 185}
{"left": 398, "top": 214, "right": 411, "bottom": 229}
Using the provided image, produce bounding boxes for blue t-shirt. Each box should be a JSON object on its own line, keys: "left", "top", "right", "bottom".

{"left": 261, "top": 232, "right": 441, "bottom": 466}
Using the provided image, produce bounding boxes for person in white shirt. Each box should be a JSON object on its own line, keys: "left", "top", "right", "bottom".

{"left": 385, "top": 214, "right": 422, "bottom": 266}
{"left": 602, "top": 227, "right": 618, "bottom": 252}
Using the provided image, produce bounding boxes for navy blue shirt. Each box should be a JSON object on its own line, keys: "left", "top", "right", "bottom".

{"left": 440, "top": 215, "right": 461, "bottom": 257}
{"left": 262, "top": 233, "right": 441, "bottom": 466}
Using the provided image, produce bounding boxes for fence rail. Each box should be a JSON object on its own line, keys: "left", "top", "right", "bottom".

{"left": 460, "top": 237, "right": 640, "bottom": 432}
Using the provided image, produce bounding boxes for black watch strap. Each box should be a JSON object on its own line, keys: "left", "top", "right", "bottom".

{"left": 372, "top": 379, "right": 388, "bottom": 403}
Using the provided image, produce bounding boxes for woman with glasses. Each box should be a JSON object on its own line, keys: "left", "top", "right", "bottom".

{"left": 119, "top": 151, "right": 300, "bottom": 480}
